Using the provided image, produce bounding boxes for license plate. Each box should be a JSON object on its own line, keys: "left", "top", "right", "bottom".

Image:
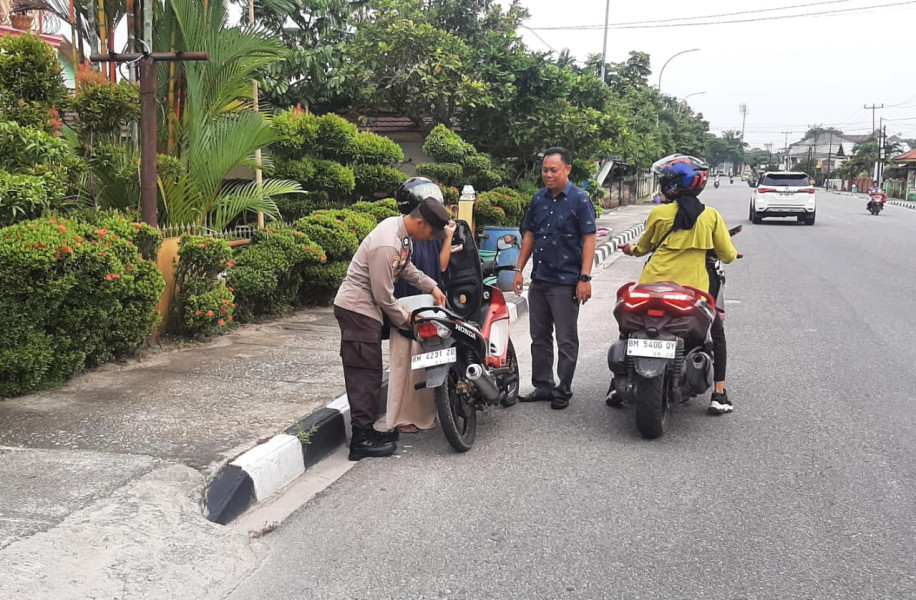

{"left": 626, "top": 338, "right": 676, "bottom": 359}
{"left": 778, "top": 192, "right": 793, "bottom": 198}
{"left": 411, "top": 347, "right": 457, "bottom": 370}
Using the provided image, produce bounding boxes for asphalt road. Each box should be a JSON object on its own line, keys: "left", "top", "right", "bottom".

{"left": 225, "top": 184, "right": 916, "bottom": 600}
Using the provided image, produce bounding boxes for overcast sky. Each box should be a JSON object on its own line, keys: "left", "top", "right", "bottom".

{"left": 515, "top": 0, "right": 916, "bottom": 149}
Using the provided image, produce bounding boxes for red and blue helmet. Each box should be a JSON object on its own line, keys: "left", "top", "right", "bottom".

{"left": 651, "top": 154, "right": 709, "bottom": 200}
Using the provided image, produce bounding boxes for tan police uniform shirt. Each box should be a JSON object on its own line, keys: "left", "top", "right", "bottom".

{"left": 334, "top": 216, "right": 437, "bottom": 328}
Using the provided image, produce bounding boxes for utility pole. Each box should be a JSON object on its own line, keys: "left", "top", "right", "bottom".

{"left": 739, "top": 104, "right": 748, "bottom": 140}
{"left": 249, "top": 0, "right": 265, "bottom": 228}
{"left": 600, "top": 0, "right": 610, "bottom": 83}
{"left": 781, "top": 130, "right": 792, "bottom": 170}
{"left": 864, "top": 103, "right": 884, "bottom": 136}
{"left": 826, "top": 132, "right": 833, "bottom": 187}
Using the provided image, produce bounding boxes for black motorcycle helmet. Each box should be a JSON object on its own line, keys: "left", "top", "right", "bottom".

{"left": 394, "top": 177, "right": 445, "bottom": 215}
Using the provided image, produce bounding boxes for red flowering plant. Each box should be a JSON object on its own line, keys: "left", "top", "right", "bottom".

{"left": 0, "top": 216, "right": 165, "bottom": 397}
{"left": 172, "top": 235, "right": 235, "bottom": 337}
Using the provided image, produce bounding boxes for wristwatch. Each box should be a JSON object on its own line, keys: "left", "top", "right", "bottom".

{"left": 578, "top": 274, "right": 592, "bottom": 282}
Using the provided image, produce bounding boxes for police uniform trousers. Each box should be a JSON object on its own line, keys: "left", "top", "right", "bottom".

{"left": 334, "top": 305, "right": 383, "bottom": 430}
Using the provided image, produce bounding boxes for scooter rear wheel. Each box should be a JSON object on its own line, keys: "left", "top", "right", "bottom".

{"left": 634, "top": 373, "right": 668, "bottom": 439}
{"left": 435, "top": 365, "right": 477, "bottom": 452}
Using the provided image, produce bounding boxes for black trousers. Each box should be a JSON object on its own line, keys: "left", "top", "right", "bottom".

{"left": 528, "top": 281, "right": 580, "bottom": 400}
{"left": 711, "top": 312, "right": 727, "bottom": 382}
{"left": 334, "top": 305, "right": 382, "bottom": 430}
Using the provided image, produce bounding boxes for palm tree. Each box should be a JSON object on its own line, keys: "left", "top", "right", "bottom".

{"left": 152, "top": 0, "right": 300, "bottom": 230}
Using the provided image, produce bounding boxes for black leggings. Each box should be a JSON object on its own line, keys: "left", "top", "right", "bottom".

{"left": 711, "top": 313, "right": 726, "bottom": 382}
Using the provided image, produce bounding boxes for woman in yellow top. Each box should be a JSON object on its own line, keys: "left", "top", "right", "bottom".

{"left": 620, "top": 154, "right": 738, "bottom": 415}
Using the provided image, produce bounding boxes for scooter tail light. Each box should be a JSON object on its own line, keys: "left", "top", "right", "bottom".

{"left": 416, "top": 321, "right": 446, "bottom": 340}
{"left": 661, "top": 292, "right": 695, "bottom": 312}
{"left": 623, "top": 289, "right": 651, "bottom": 310}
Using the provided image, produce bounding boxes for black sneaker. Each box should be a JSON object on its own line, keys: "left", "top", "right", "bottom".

{"left": 708, "top": 390, "right": 734, "bottom": 415}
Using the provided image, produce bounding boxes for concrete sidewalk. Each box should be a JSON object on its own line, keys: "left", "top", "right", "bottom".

{"left": 0, "top": 203, "right": 652, "bottom": 599}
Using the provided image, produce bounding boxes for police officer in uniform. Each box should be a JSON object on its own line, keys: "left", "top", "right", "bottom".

{"left": 333, "top": 192, "right": 450, "bottom": 460}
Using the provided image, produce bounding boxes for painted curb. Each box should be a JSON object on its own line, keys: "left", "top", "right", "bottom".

{"left": 204, "top": 297, "right": 529, "bottom": 525}
{"left": 888, "top": 200, "right": 916, "bottom": 210}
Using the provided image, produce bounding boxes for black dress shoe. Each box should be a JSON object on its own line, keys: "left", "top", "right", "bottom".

{"left": 520, "top": 391, "right": 552, "bottom": 402}
{"left": 376, "top": 429, "right": 399, "bottom": 444}
{"left": 349, "top": 427, "right": 397, "bottom": 461}
{"left": 550, "top": 397, "right": 570, "bottom": 410}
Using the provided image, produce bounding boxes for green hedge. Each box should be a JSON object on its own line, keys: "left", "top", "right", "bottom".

{"left": 422, "top": 124, "right": 473, "bottom": 163}
{"left": 271, "top": 108, "right": 318, "bottom": 161}
{"left": 300, "top": 260, "right": 349, "bottom": 306}
{"left": 275, "top": 158, "right": 355, "bottom": 202}
{"left": 0, "top": 216, "right": 164, "bottom": 397}
{"left": 351, "top": 198, "right": 400, "bottom": 222}
{"left": 314, "top": 114, "right": 359, "bottom": 162}
{"left": 227, "top": 225, "right": 325, "bottom": 321}
{"left": 416, "top": 162, "right": 463, "bottom": 188}
{"left": 293, "top": 213, "right": 359, "bottom": 261}
{"left": 352, "top": 165, "right": 407, "bottom": 201}
{"left": 346, "top": 131, "right": 404, "bottom": 166}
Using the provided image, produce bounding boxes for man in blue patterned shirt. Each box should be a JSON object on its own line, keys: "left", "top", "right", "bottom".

{"left": 512, "top": 147, "right": 597, "bottom": 410}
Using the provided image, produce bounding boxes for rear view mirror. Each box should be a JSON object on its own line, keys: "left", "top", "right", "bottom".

{"left": 497, "top": 234, "right": 518, "bottom": 250}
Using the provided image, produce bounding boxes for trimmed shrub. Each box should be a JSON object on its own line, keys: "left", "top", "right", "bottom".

{"left": 293, "top": 213, "right": 359, "bottom": 261}
{"left": 478, "top": 188, "right": 524, "bottom": 226}
{"left": 422, "top": 124, "right": 473, "bottom": 163}
{"left": 416, "top": 162, "right": 463, "bottom": 188}
{"left": 70, "top": 77, "right": 140, "bottom": 141}
{"left": 352, "top": 165, "right": 407, "bottom": 201}
{"left": 172, "top": 235, "right": 235, "bottom": 337}
{"left": 300, "top": 260, "right": 349, "bottom": 306}
{"left": 351, "top": 198, "right": 400, "bottom": 222}
{"left": 311, "top": 209, "right": 377, "bottom": 241}
{"left": 314, "top": 114, "right": 359, "bottom": 162}
{"left": 463, "top": 152, "right": 492, "bottom": 174}
{"left": 0, "top": 34, "right": 68, "bottom": 131}
{"left": 58, "top": 208, "right": 162, "bottom": 261}
{"left": 0, "top": 216, "right": 164, "bottom": 397}
{"left": 472, "top": 197, "right": 508, "bottom": 230}
{"left": 227, "top": 225, "right": 325, "bottom": 321}
{"left": 271, "top": 107, "right": 318, "bottom": 161}
{"left": 438, "top": 183, "right": 460, "bottom": 205}
{"left": 347, "top": 131, "right": 404, "bottom": 166}
{"left": 470, "top": 169, "right": 504, "bottom": 192}
{"left": 275, "top": 158, "right": 355, "bottom": 201}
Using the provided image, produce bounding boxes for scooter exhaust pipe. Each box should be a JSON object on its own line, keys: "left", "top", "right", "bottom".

{"left": 466, "top": 363, "right": 502, "bottom": 402}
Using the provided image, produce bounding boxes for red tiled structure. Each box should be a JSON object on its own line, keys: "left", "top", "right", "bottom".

{"left": 892, "top": 149, "right": 916, "bottom": 198}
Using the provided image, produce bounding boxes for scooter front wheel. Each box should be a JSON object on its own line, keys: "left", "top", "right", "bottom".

{"left": 500, "top": 340, "right": 520, "bottom": 407}
{"left": 435, "top": 365, "right": 477, "bottom": 452}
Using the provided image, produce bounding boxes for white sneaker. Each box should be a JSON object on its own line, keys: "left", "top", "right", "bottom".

{"left": 708, "top": 391, "right": 734, "bottom": 415}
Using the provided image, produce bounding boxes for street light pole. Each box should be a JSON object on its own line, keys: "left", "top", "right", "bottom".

{"left": 657, "top": 48, "right": 700, "bottom": 98}
{"left": 600, "top": 0, "right": 610, "bottom": 83}
{"left": 656, "top": 48, "right": 699, "bottom": 128}
{"left": 679, "top": 91, "right": 706, "bottom": 112}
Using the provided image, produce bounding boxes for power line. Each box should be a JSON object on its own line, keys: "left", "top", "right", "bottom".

{"left": 520, "top": 26, "right": 558, "bottom": 53}
{"left": 529, "top": 0, "right": 853, "bottom": 29}
{"left": 528, "top": 1, "right": 916, "bottom": 31}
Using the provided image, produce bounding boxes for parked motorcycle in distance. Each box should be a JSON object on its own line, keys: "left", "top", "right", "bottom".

{"left": 408, "top": 223, "right": 520, "bottom": 452}
{"left": 606, "top": 225, "right": 742, "bottom": 439}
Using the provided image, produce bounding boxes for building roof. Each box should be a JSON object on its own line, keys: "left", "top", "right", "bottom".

{"left": 892, "top": 149, "right": 916, "bottom": 162}
{"left": 356, "top": 116, "right": 433, "bottom": 134}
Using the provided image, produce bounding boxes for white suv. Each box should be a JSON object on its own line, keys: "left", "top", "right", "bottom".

{"left": 749, "top": 171, "right": 816, "bottom": 225}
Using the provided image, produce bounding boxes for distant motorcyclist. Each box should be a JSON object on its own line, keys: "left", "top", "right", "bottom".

{"left": 867, "top": 181, "right": 887, "bottom": 210}
{"left": 620, "top": 154, "right": 738, "bottom": 415}
{"left": 714, "top": 173, "right": 720, "bottom": 188}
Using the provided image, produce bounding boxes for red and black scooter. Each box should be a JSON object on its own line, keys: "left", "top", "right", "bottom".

{"left": 407, "top": 221, "right": 520, "bottom": 452}
{"left": 607, "top": 225, "right": 742, "bottom": 439}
